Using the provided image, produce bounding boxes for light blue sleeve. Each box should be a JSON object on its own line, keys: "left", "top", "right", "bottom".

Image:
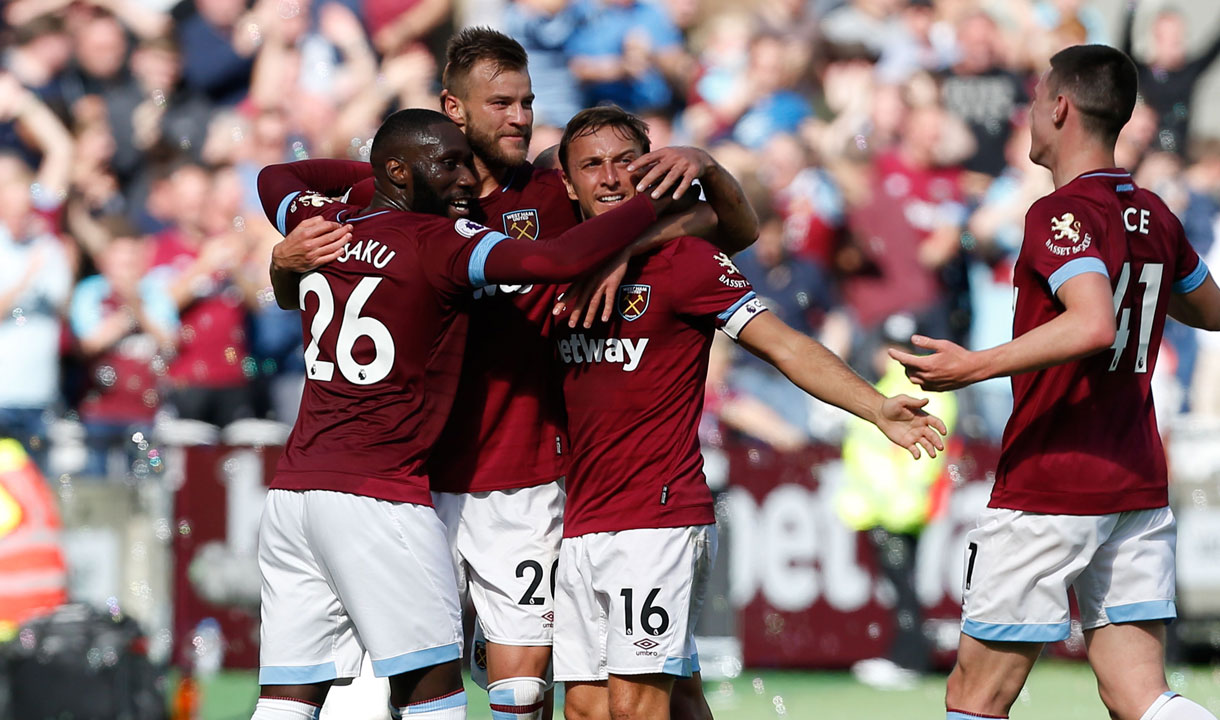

{"left": 141, "top": 271, "right": 180, "bottom": 332}
{"left": 1048, "top": 257, "right": 1109, "bottom": 295}
{"left": 69, "top": 275, "right": 109, "bottom": 338}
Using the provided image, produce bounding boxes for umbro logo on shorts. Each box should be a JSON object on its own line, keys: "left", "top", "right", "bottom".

{"left": 542, "top": 611, "right": 555, "bottom": 623}
{"left": 633, "top": 638, "right": 659, "bottom": 651}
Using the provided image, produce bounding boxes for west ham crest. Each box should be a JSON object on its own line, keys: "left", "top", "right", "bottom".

{"left": 617, "top": 284, "right": 651, "bottom": 322}
{"left": 503, "top": 209, "right": 540, "bottom": 241}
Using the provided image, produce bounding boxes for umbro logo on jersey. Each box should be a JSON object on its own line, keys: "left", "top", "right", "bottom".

{"left": 618, "top": 284, "right": 650, "bottom": 321}
{"left": 503, "top": 209, "right": 540, "bottom": 241}
{"left": 557, "top": 334, "right": 649, "bottom": 372}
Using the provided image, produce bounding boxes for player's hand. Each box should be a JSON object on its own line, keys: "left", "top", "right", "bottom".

{"left": 888, "top": 335, "right": 982, "bottom": 392}
{"left": 629, "top": 146, "right": 712, "bottom": 201}
{"left": 876, "top": 394, "right": 948, "bottom": 460}
{"left": 553, "top": 251, "right": 630, "bottom": 328}
{"left": 272, "top": 216, "right": 353, "bottom": 273}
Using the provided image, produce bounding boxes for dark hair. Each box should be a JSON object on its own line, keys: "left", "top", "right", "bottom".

{"left": 442, "top": 27, "right": 528, "bottom": 98}
{"left": 1048, "top": 44, "right": 1138, "bottom": 143}
{"left": 558, "top": 106, "right": 651, "bottom": 172}
{"left": 97, "top": 215, "right": 143, "bottom": 242}
{"left": 370, "top": 108, "right": 454, "bottom": 166}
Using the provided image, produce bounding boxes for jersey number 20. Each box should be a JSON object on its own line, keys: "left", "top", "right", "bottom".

{"left": 1109, "top": 262, "right": 1163, "bottom": 373}
{"left": 300, "top": 274, "right": 395, "bottom": 385}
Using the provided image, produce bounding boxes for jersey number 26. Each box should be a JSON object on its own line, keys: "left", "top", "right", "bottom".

{"left": 300, "top": 274, "right": 395, "bottom": 385}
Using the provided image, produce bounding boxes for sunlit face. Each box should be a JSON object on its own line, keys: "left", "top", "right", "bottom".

{"left": 405, "top": 123, "right": 479, "bottom": 219}
{"left": 562, "top": 125, "right": 645, "bottom": 219}
{"left": 454, "top": 61, "right": 534, "bottom": 169}
{"left": 1028, "top": 69, "right": 1056, "bottom": 168}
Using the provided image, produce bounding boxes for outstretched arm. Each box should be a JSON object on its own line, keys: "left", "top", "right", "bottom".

{"left": 737, "top": 311, "right": 947, "bottom": 459}
{"left": 890, "top": 271, "right": 1116, "bottom": 391}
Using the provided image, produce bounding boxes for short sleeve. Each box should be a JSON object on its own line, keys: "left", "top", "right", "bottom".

{"left": 668, "top": 237, "right": 768, "bottom": 340}
{"left": 418, "top": 217, "right": 513, "bottom": 298}
{"left": 1021, "top": 196, "right": 1108, "bottom": 296}
{"left": 1170, "top": 216, "right": 1208, "bottom": 294}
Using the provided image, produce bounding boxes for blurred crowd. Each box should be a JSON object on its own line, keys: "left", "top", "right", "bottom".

{"left": 2, "top": 0, "right": 1220, "bottom": 478}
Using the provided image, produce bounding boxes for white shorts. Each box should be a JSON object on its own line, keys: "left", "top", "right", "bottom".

{"left": 433, "top": 483, "right": 565, "bottom": 646}
{"left": 553, "top": 525, "right": 716, "bottom": 682}
{"left": 257, "top": 489, "right": 462, "bottom": 684}
{"left": 961, "top": 506, "right": 1177, "bottom": 643}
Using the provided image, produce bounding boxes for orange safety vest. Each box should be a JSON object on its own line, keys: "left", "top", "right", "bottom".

{"left": 0, "top": 439, "right": 67, "bottom": 634}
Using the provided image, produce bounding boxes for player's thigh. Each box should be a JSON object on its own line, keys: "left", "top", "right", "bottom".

{"left": 485, "top": 642, "right": 553, "bottom": 685}
{"left": 595, "top": 526, "right": 716, "bottom": 679}
{"left": 1085, "top": 620, "right": 1170, "bottom": 719}
{"left": 607, "top": 673, "right": 675, "bottom": 720}
{"left": 564, "top": 681, "right": 609, "bottom": 720}
{"left": 961, "top": 508, "right": 1105, "bottom": 643}
{"left": 1074, "top": 506, "right": 1177, "bottom": 631}
{"left": 304, "top": 491, "right": 463, "bottom": 676}
{"left": 946, "top": 633, "right": 1042, "bottom": 714}
{"left": 553, "top": 536, "right": 609, "bottom": 684}
{"left": 456, "top": 483, "right": 565, "bottom": 648}
{"left": 670, "top": 672, "right": 712, "bottom": 720}
{"left": 257, "top": 489, "right": 363, "bottom": 685}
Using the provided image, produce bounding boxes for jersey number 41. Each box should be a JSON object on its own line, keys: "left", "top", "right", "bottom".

{"left": 1109, "top": 262, "right": 1163, "bottom": 374}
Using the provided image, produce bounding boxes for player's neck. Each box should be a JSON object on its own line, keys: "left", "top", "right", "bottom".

{"left": 368, "top": 189, "right": 411, "bottom": 213}
{"left": 474, "top": 155, "right": 519, "bottom": 198}
{"left": 1050, "top": 142, "right": 1118, "bottom": 190}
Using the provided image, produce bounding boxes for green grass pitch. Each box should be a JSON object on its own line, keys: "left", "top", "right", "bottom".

{"left": 195, "top": 661, "right": 1220, "bottom": 719}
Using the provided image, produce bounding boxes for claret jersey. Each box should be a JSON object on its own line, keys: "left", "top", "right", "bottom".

{"left": 993, "top": 169, "right": 1208, "bottom": 515}
{"left": 259, "top": 160, "right": 659, "bottom": 505}
{"left": 555, "top": 236, "right": 768, "bottom": 537}
{"left": 429, "top": 164, "right": 579, "bottom": 494}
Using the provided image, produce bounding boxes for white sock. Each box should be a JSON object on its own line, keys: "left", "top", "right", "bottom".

{"left": 251, "top": 697, "right": 321, "bottom": 720}
{"left": 488, "top": 676, "right": 547, "bottom": 720}
{"left": 1141, "top": 692, "right": 1219, "bottom": 720}
{"left": 391, "top": 689, "right": 467, "bottom": 719}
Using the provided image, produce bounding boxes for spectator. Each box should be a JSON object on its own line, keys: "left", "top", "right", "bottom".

{"left": 69, "top": 218, "right": 177, "bottom": 476}
{"left": 106, "top": 35, "right": 211, "bottom": 189}
{"left": 566, "top": 0, "right": 689, "bottom": 113}
{"left": 502, "top": 0, "right": 586, "bottom": 128}
{"left": 730, "top": 202, "right": 836, "bottom": 434}
{"left": 363, "top": 0, "right": 453, "bottom": 57}
{"left": 938, "top": 10, "right": 1027, "bottom": 177}
{"left": 1120, "top": 5, "right": 1220, "bottom": 155}
{"left": 151, "top": 159, "right": 254, "bottom": 426}
{"left": 173, "top": 0, "right": 259, "bottom": 105}
{"left": 842, "top": 101, "right": 967, "bottom": 378}
{"left": 0, "top": 84, "right": 75, "bottom": 468}
{"left": 876, "top": 0, "right": 956, "bottom": 83}
{"left": 3, "top": 13, "right": 73, "bottom": 110}
{"left": 961, "top": 123, "right": 1048, "bottom": 440}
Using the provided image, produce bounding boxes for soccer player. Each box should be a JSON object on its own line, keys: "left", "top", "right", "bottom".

{"left": 250, "top": 108, "right": 686, "bottom": 720}
{"left": 890, "top": 46, "right": 1220, "bottom": 720}
{"left": 270, "top": 27, "right": 758, "bottom": 720}
{"left": 550, "top": 105, "right": 948, "bottom": 720}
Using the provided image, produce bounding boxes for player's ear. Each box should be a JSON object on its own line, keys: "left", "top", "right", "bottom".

{"left": 1052, "top": 94, "right": 1069, "bottom": 128}
{"left": 561, "top": 170, "right": 578, "bottom": 202}
{"left": 385, "top": 156, "right": 411, "bottom": 192}
{"left": 440, "top": 90, "right": 464, "bottom": 127}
